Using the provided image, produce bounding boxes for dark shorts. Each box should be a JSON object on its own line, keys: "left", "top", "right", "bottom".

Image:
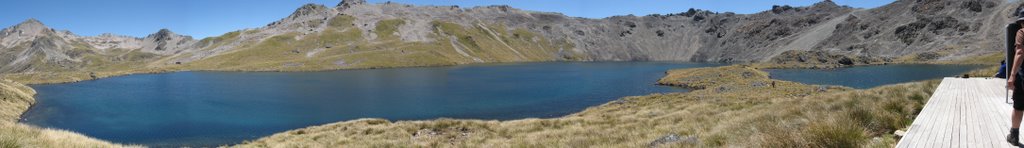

{"left": 1015, "top": 74, "right": 1024, "bottom": 110}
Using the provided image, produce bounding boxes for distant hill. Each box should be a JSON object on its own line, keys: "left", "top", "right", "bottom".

{"left": 0, "top": 0, "right": 1013, "bottom": 73}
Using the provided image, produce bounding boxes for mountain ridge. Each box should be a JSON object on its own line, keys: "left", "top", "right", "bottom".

{"left": 0, "top": 0, "right": 1012, "bottom": 74}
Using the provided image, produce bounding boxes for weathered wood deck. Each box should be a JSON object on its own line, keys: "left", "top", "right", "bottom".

{"left": 897, "top": 77, "right": 1019, "bottom": 148}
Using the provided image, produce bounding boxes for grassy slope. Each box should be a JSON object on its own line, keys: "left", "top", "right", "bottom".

{"left": 0, "top": 15, "right": 579, "bottom": 84}
{"left": 182, "top": 16, "right": 574, "bottom": 72}
{"left": 0, "top": 79, "right": 34, "bottom": 122}
{"left": 233, "top": 65, "right": 938, "bottom": 147}
{"left": 0, "top": 43, "right": 186, "bottom": 85}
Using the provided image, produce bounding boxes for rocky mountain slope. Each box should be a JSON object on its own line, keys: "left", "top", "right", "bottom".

{"left": 0, "top": 0, "right": 1012, "bottom": 74}
{"left": 813, "top": 0, "right": 1009, "bottom": 61}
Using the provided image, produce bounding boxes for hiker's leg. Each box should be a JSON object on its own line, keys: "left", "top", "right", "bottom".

{"left": 1012, "top": 109, "right": 1023, "bottom": 145}
{"left": 1017, "top": 80, "right": 1024, "bottom": 129}
{"left": 1011, "top": 91, "right": 1024, "bottom": 145}
{"left": 1012, "top": 80, "right": 1024, "bottom": 145}
{"left": 1015, "top": 110, "right": 1023, "bottom": 128}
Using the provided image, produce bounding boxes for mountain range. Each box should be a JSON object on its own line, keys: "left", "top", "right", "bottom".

{"left": 0, "top": 0, "right": 1014, "bottom": 73}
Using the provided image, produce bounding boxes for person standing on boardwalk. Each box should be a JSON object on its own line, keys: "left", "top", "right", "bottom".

{"left": 1007, "top": 9, "right": 1024, "bottom": 146}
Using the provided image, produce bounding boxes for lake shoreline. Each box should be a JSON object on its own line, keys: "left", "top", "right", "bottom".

{"left": 0, "top": 58, "right": 995, "bottom": 146}
{"left": 21, "top": 62, "right": 722, "bottom": 146}
{"left": 4, "top": 60, "right": 728, "bottom": 85}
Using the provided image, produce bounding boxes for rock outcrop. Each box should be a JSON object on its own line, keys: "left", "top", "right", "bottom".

{"left": 812, "top": 0, "right": 1006, "bottom": 61}
{"left": 141, "top": 29, "right": 196, "bottom": 54}
{"left": 337, "top": 0, "right": 366, "bottom": 9}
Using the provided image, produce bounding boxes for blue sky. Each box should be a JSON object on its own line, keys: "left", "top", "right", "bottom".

{"left": 0, "top": 0, "right": 893, "bottom": 38}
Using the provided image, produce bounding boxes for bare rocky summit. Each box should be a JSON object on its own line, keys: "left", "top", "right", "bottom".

{"left": 0, "top": 0, "right": 1013, "bottom": 73}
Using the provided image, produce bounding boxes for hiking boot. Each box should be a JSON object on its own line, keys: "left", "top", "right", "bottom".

{"left": 1009, "top": 134, "right": 1022, "bottom": 146}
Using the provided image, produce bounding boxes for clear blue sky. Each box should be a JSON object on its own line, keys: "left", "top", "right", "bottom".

{"left": 0, "top": 0, "right": 893, "bottom": 38}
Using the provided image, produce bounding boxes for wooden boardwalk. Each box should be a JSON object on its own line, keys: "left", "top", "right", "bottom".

{"left": 897, "top": 78, "right": 1019, "bottom": 148}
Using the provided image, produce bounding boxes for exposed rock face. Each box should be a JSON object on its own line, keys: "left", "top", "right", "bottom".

{"left": 140, "top": 29, "right": 196, "bottom": 54}
{"left": 0, "top": 19, "right": 51, "bottom": 48}
{"left": 81, "top": 33, "right": 141, "bottom": 51}
{"left": 315, "top": 0, "right": 856, "bottom": 62}
{"left": 0, "top": 0, "right": 1012, "bottom": 73}
{"left": 337, "top": 0, "right": 366, "bottom": 9}
{"left": 812, "top": 0, "right": 1005, "bottom": 61}
{"left": 0, "top": 20, "right": 201, "bottom": 73}
{"left": 0, "top": 20, "right": 85, "bottom": 72}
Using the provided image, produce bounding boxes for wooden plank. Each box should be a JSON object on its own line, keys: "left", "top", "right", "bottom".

{"left": 981, "top": 80, "right": 1001, "bottom": 147}
{"left": 954, "top": 78, "right": 970, "bottom": 146}
{"left": 958, "top": 79, "right": 967, "bottom": 148}
{"left": 909, "top": 80, "right": 939, "bottom": 148}
{"left": 970, "top": 79, "right": 995, "bottom": 147}
{"left": 941, "top": 79, "right": 956, "bottom": 148}
{"left": 908, "top": 78, "right": 954, "bottom": 147}
{"left": 900, "top": 80, "right": 932, "bottom": 148}
{"left": 897, "top": 78, "right": 1017, "bottom": 148}
{"left": 924, "top": 79, "right": 952, "bottom": 147}
{"left": 955, "top": 81, "right": 962, "bottom": 148}
{"left": 951, "top": 79, "right": 963, "bottom": 148}
{"left": 966, "top": 79, "right": 981, "bottom": 147}
{"left": 970, "top": 78, "right": 1007, "bottom": 147}
{"left": 947, "top": 80, "right": 960, "bottom": 148}
{"left": 964, "top": 79, "right": 987, "bottom": 147}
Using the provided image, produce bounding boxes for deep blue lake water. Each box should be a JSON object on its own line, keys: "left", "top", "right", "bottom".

{"left": 19, "top": 62, "right": 722, "bottom": 147}
{"left": 18, "top": 62, "right": 984, "bottom": 147}
{"left": 765, "top": 64, "right": 987, "bottom": 89}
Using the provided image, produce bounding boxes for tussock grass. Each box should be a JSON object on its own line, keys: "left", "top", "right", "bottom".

{"left": 0, "top": 122, "right": 137, "bottom": 148}
{"left": 0, "top": 79, "right": 34, "bottom": 122}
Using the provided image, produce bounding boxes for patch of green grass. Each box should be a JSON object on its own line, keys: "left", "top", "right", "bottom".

{"left": 374, "top": 19, "right": 405, "bottom": 40}
{"left": 328, "top": 15, "right": 356, "bottom": 28}
{"left": 197, "top": 30, "right": 244, "bottom": 50}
